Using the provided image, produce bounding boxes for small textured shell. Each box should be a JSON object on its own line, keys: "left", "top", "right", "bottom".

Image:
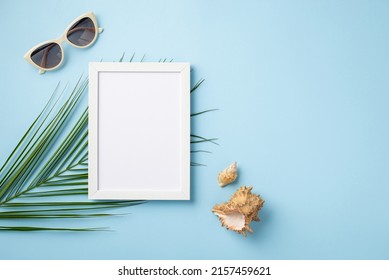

{"left": 217, "top": 162, "right": 238, "bottom": 187}
{"left": 212, "top": 186, "right": 264, "bottom": 236}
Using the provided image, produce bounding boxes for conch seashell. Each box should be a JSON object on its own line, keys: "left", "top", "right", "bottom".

{"left": 212, "top": 186, "right": 264, "bottom": 236}
{"left": 217, "top": 162, "right": 238, "bottom": 187}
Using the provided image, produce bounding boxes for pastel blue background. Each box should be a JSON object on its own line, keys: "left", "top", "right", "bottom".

{"left": 0, "top": 0, "right": 388, "bottom": 259}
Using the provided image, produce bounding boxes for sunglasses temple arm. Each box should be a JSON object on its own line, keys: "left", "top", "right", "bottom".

{"left": 66, "top": 27, "right": 103, "bottom": 36}
{"left": 67, "top": 27, "right": 94, "bottom": 35}
{"left": 38, "top": 44, "right": 57, "bottom": 74}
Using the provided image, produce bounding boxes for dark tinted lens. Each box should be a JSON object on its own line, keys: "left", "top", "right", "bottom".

{"left": 30, "top": 43, "right": 62, "bottom": 69}
{"left": 67, "top": 17, "right": 96, "bottom": 46}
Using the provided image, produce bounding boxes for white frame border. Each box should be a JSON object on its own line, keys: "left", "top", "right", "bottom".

{"left": 88, "top": 62, "right": 190, "bottom": 200}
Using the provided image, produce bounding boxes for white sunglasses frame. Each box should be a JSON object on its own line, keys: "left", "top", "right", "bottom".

{"left": 24, "top": 11, "right": 103, "bottom": 74}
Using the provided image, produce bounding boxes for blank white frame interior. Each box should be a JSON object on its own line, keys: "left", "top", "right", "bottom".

{"left": 89, "top": 62, "right": 190, "bottom": 200}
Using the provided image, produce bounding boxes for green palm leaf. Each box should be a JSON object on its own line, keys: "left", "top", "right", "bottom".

{"left": 0, "top": 54, "right": 215, "bottom": 231}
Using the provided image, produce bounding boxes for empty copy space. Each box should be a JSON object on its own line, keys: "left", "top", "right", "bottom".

{"left": 98, "top": 71, "right": 181, "bottom": 191}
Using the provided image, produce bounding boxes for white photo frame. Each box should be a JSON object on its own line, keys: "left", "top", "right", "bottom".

{"left": 88, "top": 62, "right": 190, "bottom": 200}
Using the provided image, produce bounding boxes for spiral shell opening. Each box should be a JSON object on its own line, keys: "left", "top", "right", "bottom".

{"left": 212, "top": 186, "right": 264, "bottom": 236}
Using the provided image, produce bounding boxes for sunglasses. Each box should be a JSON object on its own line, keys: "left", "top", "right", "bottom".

{"left": 24, "top": 11, "right": 103, "bottom": 74}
